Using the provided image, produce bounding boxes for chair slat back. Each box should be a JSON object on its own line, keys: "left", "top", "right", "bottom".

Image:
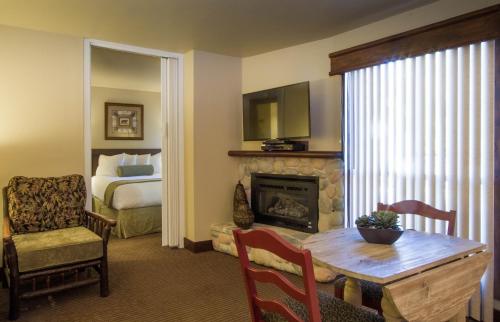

{"left": 233, "top": 228, "right": 321, "bottom": 322}
{"left": 377, "top": 200, "right": 456, "bottom": 236}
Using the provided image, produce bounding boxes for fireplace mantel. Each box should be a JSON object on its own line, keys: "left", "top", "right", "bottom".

{"left": 228, "top": 150, "right": 343, "bottom": 159}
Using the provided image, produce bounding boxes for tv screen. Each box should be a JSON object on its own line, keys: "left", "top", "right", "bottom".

{"left": 243, "top": 81, "right": 310, "bottom": 141}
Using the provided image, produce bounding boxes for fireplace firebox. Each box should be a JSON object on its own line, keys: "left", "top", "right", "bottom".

{"left": 251, "top": 173, "right": 319, "bottom": 233}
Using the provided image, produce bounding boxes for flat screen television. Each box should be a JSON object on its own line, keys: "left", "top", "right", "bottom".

{"left": 243, "top": 81, "right": 310, "bottom": 141}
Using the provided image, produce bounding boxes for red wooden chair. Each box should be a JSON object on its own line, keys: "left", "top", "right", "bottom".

{"left": 233, "top": 228, "right": 384, "bottom": 322}
{"left": 334, "top": 200, "right": 457, "bottom": 315}
{"left": 377, "top": 200, "right": 456, "bottom": 236}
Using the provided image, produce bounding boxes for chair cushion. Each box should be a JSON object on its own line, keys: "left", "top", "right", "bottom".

{"left": 7, "top": 175, "right": 86, "bottom": 233}
{"left": 334, "top": 277, "right": 383, "bottom": 304}
{"left": 263, "top": 291, "right": 384, "bottom": 322}
{"left": 12, "top": 227, "right": 103, "bottom": 273}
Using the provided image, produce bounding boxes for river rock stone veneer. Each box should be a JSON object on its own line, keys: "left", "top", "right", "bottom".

{"left": 238, "top": 156, "right": 344, "bottom": 231}
{"left": 211, "top": 222, "right": 337, "bottom": 282}
{"left": 211, "top": 156, "right": 344, "bottom": 282}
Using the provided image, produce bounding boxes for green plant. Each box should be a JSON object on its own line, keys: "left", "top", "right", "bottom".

{"left": 355, "top": 211, "right": 400, "bottom": 230}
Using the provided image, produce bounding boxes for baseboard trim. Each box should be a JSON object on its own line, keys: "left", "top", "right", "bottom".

{"left": 184, "top": 238, "right": 213, "bottom": 253}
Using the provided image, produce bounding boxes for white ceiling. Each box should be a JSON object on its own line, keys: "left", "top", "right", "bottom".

{"left": 91, "top": 47, "right": 161, "bottom": 92}
{"left": 0, "top": 0, "right": 437, "bottom": 57}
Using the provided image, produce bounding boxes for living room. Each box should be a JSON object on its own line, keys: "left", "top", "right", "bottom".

{"left": 0, "top": 0, "right": 499, "bottom": 321}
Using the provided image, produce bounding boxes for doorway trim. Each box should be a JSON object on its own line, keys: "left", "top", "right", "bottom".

{"left": 83, "top": 39, "right": 185, "bottom": 248}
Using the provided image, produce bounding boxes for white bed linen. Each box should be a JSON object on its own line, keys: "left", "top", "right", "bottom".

{"left": 91, "top": 174, "right": 162, "bottom": 210}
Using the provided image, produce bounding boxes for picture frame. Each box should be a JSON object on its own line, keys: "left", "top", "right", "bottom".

{"left": 105, "top": 102, "right": 144, "bottom": 140}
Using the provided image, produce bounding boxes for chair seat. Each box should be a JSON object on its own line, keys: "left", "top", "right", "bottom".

{"left": 12, "top": 227, "right": 103, "bottom": 273}
{"left": 263, "top": 291, "right": 384, "bottom": 322}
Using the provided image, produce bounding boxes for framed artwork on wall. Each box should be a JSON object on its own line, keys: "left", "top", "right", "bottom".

{"left": 105, "top": 102, "right": 144, "bottom": 140}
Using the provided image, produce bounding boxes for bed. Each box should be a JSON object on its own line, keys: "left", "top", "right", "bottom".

{"left": 91, "top": 149, "right": 162, "bottom": 238}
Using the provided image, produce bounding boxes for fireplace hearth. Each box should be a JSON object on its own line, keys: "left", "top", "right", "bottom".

{"left": 251, "top": 173, "right": 319, "bottom": 233}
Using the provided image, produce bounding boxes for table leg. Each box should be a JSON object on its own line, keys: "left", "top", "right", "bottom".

{"left": 448, "top": 304, "right": 467, "bottom": 322}
{"left": 381, "top": 291, "right": 404, "bottom": 322}
{"left": 343, "top": 277, "right": 362, "bottom": 306}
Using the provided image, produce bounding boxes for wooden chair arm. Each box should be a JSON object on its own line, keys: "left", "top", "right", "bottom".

{"left": 85, "top": 210, "right": 117, "bottom": 227}
{"left": 84, "top": 211, "right": 116, "bottom": 245}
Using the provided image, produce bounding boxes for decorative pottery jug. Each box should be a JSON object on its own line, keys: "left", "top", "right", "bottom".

{"left": 233, "top": 181, "right": 254, "bottom": 229}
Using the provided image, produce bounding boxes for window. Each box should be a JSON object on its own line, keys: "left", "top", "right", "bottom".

{"left": 344, "top": 40, "right": 495, "bottom": 319}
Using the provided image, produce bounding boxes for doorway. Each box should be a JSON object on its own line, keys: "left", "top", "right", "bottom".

{"left": 83, "top": 39, "right": 185, "bottom": 248}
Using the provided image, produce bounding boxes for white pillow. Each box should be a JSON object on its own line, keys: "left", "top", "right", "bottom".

{"left": 136, "top": 154, "right": 151, "bottom": 165}
{"left": 96, "top": 154, "right": 124, "bottom": 176}
{"left": 123, "top": 153, "right": 137, "bottom": 166}
{"left": 151, "top": 153, "right": 162, "bottom": 174}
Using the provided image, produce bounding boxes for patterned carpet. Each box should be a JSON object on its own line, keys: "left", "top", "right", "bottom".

{"left": 0, "top": 233, "right": 335, "bottom": 322}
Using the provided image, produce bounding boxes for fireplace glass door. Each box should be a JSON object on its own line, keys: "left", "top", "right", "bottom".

{"left": 251, "top": 173, "right": 319, "bottom": 233}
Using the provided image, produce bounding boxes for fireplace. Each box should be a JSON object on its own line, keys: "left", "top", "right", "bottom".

{"left": 251, "top": 173, "right": 319, "bottom": 233}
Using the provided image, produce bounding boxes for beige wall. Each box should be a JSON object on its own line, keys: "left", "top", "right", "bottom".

{"left": 91, "top": 47, "right": 161, "bottom": 92}
{"left": 0, "top": 25, "right": 83, "bottom": 242}
{"left": 1, "top": 0, "right": 496, "bottom": 246}
{"left": 184, "top": 50, "right": 241, "bottom": 241}
{"left": 0, "top": 24, "right": 242, "bottom": 245}
{"left": 91, "top": 87, "right": 161, "bottom": 149}
{"left": 242, "top": 70, "right": 341, "bottom": 151}
{"left": 241, "top": 0, "right": 498, "bottom": 151}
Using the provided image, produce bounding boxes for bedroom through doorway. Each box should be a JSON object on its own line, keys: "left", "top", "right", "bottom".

{"left": 90, "top": 47, "right": 163, "bottom": 241}
{"left": 83, "top": 40, "right": 185, "bottom": 248}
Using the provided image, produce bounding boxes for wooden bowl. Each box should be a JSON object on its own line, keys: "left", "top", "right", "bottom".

{"left": 357, "top": 227, "right": 404, "bottom": 245}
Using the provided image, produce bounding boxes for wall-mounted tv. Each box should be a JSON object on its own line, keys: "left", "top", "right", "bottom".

{"left": 243, "top": 81, "right": 310, "bottom": 141}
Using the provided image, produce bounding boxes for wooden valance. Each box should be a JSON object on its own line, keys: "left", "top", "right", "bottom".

{"left": 329, "top": 5, "right": 500, "bottom": 75}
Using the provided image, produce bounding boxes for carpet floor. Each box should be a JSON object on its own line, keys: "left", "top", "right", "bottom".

{"left": 0, "top": 233, "right": 336, "bottom": 322}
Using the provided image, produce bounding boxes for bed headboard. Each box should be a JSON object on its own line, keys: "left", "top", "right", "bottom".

{"left": 91, "top": 148, "right": 161, "bottom": 176}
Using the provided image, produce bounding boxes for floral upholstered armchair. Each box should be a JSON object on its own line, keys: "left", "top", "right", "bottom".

{"left": 2, "top": 175, "right": 116, "bottom": 320}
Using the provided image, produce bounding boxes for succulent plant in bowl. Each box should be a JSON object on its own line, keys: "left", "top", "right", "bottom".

{"left": 355, "top": 211, "right": 403, "bottom": 244}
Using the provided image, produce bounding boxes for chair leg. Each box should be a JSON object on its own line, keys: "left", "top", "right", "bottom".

{"left": 2, "top": 268, "right": 8, "bottom": 289}
{"left": 2, "top": 255, "right": 8, "bottom": 289}
{"left": 8, "top": 275, "right": 19, "bottom": 320}
{"left": 334, "top": 284, "right": 344, "bottom": 299}
{"left": 99, "top": 258, "right": 109, "bottom": 297}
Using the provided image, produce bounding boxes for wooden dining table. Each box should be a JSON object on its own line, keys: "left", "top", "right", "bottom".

{"left": 302, "top": 228, "right": 491, "bottom": 322}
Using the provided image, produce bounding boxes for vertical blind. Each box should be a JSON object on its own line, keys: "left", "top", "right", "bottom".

{"left": 344, "top": 40, "right": 495, "bottom": 321}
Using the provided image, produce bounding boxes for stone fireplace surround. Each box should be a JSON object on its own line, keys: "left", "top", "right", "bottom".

{"left": 211, "top": 153, "right": 344, "bottom": 282}
{"left": 240, "top": 156, "right": 344, "bottom": 231}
